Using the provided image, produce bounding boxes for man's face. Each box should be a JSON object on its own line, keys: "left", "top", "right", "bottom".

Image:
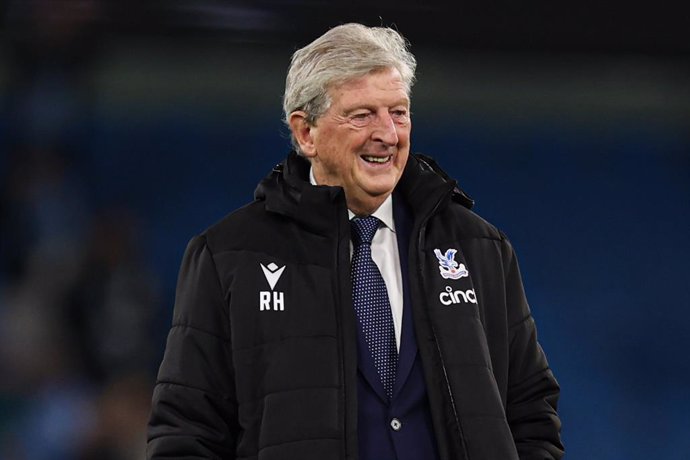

{"left": 294, "top": 67, "right": 411, "bottom": 215}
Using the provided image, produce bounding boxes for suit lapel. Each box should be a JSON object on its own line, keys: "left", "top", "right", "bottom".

{"left": 356, "top": 328, "right": 390, "bottom": 402}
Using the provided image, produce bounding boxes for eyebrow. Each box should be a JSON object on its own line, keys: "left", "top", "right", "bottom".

{"left": 342, "top": 99, "right": 410, "bottom": 115}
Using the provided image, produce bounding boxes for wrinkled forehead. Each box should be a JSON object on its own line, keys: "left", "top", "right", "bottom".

{"left": 326, "top": 67, "right": 411, "bottom": 104}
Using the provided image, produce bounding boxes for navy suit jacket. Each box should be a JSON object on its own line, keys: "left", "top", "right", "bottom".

{"left": 355, "top": 194, "right": 440, "bottom": 460}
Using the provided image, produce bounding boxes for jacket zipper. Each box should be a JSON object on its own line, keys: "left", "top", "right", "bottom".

{"left": 416, "top": 185, "right": 470, "bottom": 460}
{"left": 334, "top": 199, "right": 354, "bottom": 460}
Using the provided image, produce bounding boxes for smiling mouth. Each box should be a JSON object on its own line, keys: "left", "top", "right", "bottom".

{"left": 362, "top": 155, "right": 392, "bottom": 164}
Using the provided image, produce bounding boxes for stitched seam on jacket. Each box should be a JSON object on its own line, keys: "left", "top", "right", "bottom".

{"left": 258, "top": 437, "right": 341, "bottom": 452}
{"left": 463, "top": 414, "right": 511, "bottom": 420}
{"left": 236, "top": 384, "right": 341, "bottom": 405}
{"left": 452, "top": 363, "right": 493, "bottom": 371}
{"left": 508, "top": 313, "right": 533, "bottom": 331}
{"left": 202, "top": 237, "right": 231, "bottom": 324}
{"left": 457, "top": 235, "right": 502, "bottom": 242}
{"left": 210, "top": 248, "right": 331, "bottom": 269}
{"left": 429, "top": 235, "right": 502, "bottom": 247}
{"left": 170, "top": 322, "right": 231, "bottom": 342}
{"left": 507, "top": 366, "right": 554, "bottom": 393}
{"left": 231, "top": 333, "right": 337, "bottom": 352}
{"left": 154, "top": 380, "right": 234, "bottom": 401}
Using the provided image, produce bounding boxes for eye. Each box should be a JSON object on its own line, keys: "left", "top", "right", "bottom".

{"left": 349, "top": 111, "right": 373, "bottom": 126}
{"left": 390, "top": 109, "right": 409, "bottom": 122}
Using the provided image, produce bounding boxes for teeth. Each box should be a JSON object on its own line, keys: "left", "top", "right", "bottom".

{"left": 363, "top": 155, "right": 390, "bottom": 163}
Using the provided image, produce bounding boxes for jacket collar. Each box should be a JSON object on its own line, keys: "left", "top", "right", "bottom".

{"left": 254, "top": 151, "right": 474, "bottom": 234}
{"left": 397, "top": 154, "right": 474, "bottom": 217}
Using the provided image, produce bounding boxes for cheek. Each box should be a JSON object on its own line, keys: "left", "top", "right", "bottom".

{"left": 389, "top": 120, "right": 409, "bottom": 144}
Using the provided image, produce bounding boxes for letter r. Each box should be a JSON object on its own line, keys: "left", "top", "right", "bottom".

{"left": 260, "top": 291, "right": 271, "bottom": 311}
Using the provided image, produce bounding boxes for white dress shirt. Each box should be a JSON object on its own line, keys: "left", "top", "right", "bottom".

{"left": 310, "top": 168, "right": 404, "bottom": 350}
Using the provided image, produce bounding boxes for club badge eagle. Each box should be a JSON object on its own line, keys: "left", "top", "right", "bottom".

{"left": 434, "top": 248, "right": 469, "bottom": 280}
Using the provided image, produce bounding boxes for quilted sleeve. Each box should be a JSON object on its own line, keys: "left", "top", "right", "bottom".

{"left": 501, "top": 234, "right": 564, "bottom": 460}
{"left": 147, "top": 235, "right": 238, "bottom": 459}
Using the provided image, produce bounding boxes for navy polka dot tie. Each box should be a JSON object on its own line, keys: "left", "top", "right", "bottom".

{"left": 351, "top": 216, "right": 398, "bottom": 399}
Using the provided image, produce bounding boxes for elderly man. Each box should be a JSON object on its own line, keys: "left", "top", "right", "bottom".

{"left": 147, "top": 23, "right": 563, "bottom": 460}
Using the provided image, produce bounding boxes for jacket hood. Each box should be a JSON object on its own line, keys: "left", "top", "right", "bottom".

{"left": 254, "top": 152, "right": 345, "bottom": 235}
{"left": 398, "top": 153, "right": 474, "bottom": 212}
{"left": 254, "top": 151, "right": 474, "bottom": 233}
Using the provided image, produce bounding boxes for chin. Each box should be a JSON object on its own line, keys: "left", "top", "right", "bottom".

{"left": 361, "top": 182, "right": 397, "bottom": 199}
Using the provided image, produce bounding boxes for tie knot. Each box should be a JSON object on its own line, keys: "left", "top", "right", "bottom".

{"left": 351, "top": 216, "right": 381, "bottom": 247}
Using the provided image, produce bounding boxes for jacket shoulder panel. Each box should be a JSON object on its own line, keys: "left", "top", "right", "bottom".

{"left": 202, "top": 200, "right": 270, "bottom": 250}
{"left": 431, "top": 200, "right": 504, "bottom": 243}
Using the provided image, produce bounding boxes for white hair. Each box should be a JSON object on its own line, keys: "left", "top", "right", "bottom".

{"left": 283, "top": 23, "right": 417, "bottom": 153}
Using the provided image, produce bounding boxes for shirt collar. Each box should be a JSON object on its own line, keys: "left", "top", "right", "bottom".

{"left": 309, "top": 166, "right": 396, "bottom": 232}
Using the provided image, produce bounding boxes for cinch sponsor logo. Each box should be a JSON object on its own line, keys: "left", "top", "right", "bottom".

{"left": 259, "top": 262, "right": 286, "bottom": 311}
{"left": 439, "top": 286, "right": 477, "bottom": 305}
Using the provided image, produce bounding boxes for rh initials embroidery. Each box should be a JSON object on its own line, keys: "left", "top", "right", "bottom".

{"left": 259, "top": 262, "right": 286, "bottom": 311}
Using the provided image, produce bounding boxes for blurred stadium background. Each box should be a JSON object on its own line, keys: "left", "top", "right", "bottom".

{"left": 0, "top": 1, "right": 688, "bottom": 458}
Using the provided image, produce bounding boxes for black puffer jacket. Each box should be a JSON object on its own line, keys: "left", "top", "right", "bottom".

{"left": 147, "top": 152, "right": 563, "bottom": 460}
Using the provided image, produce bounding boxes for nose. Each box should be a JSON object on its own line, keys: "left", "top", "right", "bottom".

{"left": 371, "top": 111, "right": 399, "bottom": 146}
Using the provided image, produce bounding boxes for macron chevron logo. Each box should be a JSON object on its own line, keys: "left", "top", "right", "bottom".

{"left": 260, "top": 262, "right": 286, "bottom": 290}
{"left": 259, "top": 262, "right": 286, "bottom": 311}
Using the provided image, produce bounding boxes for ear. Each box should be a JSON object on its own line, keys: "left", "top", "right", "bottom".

{"left": 288, "top": 111, "right": 317, "bottom": 158}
